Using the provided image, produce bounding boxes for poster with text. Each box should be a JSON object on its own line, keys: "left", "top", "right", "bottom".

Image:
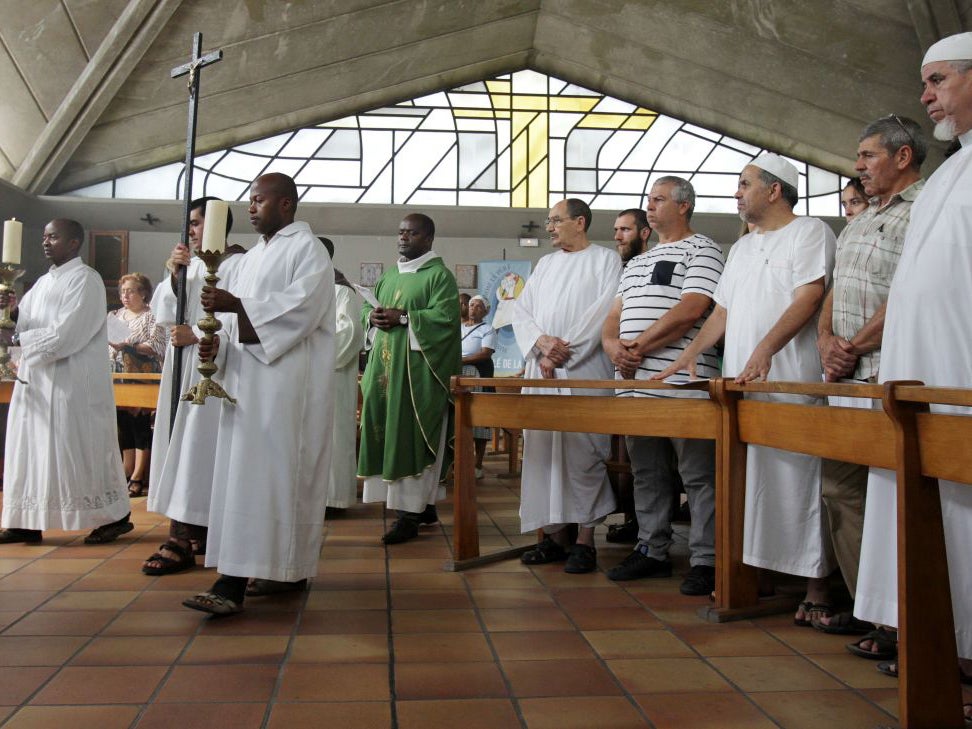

{"left": 478, "top": 260, "right": 532, "bottom": 377}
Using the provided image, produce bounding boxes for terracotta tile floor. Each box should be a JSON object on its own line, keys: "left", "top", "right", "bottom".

{"left": 0, "top": 453, "right": 949, "bottom": 728}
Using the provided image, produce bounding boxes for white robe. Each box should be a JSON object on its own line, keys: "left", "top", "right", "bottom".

{"left": 204, "top": 221, "right": 335, "bottom": 582}
{"left": 855, "top": 131, "right": 972, "bottom": 658}
{"left": 147, "top": 253, "right": 244, "bottom": 526}
{"left": 326, "top": 283, "right": 363, "bottom": 509}
{"left": 513, "top": 244, "right": 621, "bottom": 532}
{"left": 715, "top": 217, "right": 837, "bottom": 577}
{"left": 2, "top": 257, "right": 129, "bottom": 531}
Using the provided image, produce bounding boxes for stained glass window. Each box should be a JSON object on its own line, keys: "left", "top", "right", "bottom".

{"left": 64, "top": 70, "right": 848, "bottom": 216}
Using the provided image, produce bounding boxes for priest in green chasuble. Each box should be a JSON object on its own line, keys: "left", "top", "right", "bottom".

{"left": 359, "top": 213, "right": 461, "bottom": 544}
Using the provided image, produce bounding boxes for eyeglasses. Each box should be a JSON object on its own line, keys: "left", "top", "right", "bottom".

{"left": 886, "top": 113, "right": 916, "bottom": 148}
{"left": 544, "top": 215, "right": 579, "bottom": 226}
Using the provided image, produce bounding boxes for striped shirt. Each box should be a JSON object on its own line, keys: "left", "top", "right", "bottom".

{"left": 832, "top": 179, "right": 923, "bottom": 380}
{"left": 616, "top": 233, "right": 725, "bottom": 397}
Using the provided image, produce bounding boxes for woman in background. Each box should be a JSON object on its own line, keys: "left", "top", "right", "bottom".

{"left": 108, "top": 272, "right": 165, "bottom": 497}
{"left": 460, "top": 294, "right": 496, "bottom": 479}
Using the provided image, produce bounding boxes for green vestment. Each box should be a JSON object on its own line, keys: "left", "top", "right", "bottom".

{"left": 358, "top": 255, "right": 461, "bottom": 482}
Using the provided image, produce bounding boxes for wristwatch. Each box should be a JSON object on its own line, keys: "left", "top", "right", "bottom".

{"left": 10, "top": 332, "right": 19, "bottom": 346}
{"left": 399, "top": 313, "right": 409, "bottom": 326}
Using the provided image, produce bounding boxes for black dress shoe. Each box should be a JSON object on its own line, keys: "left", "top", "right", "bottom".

{"left": 680, "top": 564, "right": 715, "bottom": 596}
{"left": 382, "top": 517, "right": 419, "bottom": 544}
{"left": 605, "top": 519, "right": 638, "bottom": 544}
{"left": 607, "top": 550, "right": 672, "bottom": 581}
{"left": 0, "top": 528, "right": 42, "bottom": 544}
{"left": 417, "top": 504, "right": 439, "bottom": 525}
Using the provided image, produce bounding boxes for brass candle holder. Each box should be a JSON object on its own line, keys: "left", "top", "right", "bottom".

{"left": 0, "top": 263, "right": 25, "bottom": 383}
{"left": 181, "top": 249, "right": 236, "bottom": 405}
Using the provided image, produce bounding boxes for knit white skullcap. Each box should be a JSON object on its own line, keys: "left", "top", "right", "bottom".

{"left": 922, "top": 32, "right": 972, "bottom": 66}
{"left": 748, "top": 153, "right": 799, "bottom": 189}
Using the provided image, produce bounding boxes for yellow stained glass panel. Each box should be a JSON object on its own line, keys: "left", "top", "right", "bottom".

{"left": 621, "top": 115, "right": 657, "bottom": 130}
{"left": 528, "top": 158, "right": 548, "bottom": 208}
{"left": 549, "top": 97, "right": 599, "bottom": 113}
{"left": 511, "top": 95, "right": 547, "bottom": 111}
{"left": 528, "top": 114, "right": 548, "bottom": 169}
{"left": 512, "top": 133, "right": 528, "bottom": 189}
{"left": 486, "top": 80, "right": 511, "bottom": 94}
{"left": 577, "top": 114, "right": 630, "bottom": 129}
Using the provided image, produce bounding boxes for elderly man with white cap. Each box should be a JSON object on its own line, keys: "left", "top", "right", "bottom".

{"left": 658, "top": 153, "right": 837, "bottom": 620}
{"left": 853, "top": 33, "right": 972, "bottom": 699}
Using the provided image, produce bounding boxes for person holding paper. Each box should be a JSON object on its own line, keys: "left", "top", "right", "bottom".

{"left": 601, "top": 177, "right": 724, "bottom": 594}
{"left": 0, "top": 218, "right": 133, "bottom": 545}
{"left": 513, "top": 198, "right": 621, "bottom": 574}
{"left": 107, "top": 272, "right": 166, "bottom": 497}
{"left": 358, "top": 214, "right": 461, "bottom": 545}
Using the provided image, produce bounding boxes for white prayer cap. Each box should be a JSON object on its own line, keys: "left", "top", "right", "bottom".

{"left": 748, "top": 153, "right": 799, "bottom": 189}
{"left": 922, "top": 32, "right": 972, "bottom": 67}
{"left": 469, "top": 294, "right": 490, "bottom": 311}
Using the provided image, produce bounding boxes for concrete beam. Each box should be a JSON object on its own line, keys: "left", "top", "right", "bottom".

{"left": 907, "top": 0, "right": 963, "bottom": 51}
{"left": 13, "top": 0, "right": 183, "bottom": 194}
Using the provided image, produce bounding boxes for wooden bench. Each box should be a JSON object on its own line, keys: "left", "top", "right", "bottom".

{"left": 449, "top": 375, "right": 969, "bottom": 728}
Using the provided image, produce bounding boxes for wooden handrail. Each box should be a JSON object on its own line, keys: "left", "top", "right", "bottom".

{"left": 449, "top": 375, "right": 971, "bottom": 728}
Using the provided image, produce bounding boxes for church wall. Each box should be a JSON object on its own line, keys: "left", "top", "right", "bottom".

{"left": 10, "top": 196, "right": 843, "bottom": 296}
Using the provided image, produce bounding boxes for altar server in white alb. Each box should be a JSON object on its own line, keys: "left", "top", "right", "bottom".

{"left": 181, "top": 173, "right": 335, "bottom": 616}
{"left": 658, "top": 155, "right": 837, "bottom": 619}
{"left": 855, "top": 33, "right": 972, "bottom": 688}
{"left": 0, "top": 218, "right": 133, "bottom": 545}
{"left": 513, "top": 198, "right": 621, "bottom": 574}
{"left": 143, "top": 197, "right": 246, "bottom": 575}
{"left": 318, "top": 236, "right": 364, "bottom": 510}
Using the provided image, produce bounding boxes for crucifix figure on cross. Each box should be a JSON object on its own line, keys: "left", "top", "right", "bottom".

{"left": 167, "top": 32, "right": 223, "bottom": 427}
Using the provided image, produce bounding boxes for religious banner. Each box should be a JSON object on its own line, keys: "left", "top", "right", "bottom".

{"left": 477, "top": 260, "right": 532, "bottom": 376}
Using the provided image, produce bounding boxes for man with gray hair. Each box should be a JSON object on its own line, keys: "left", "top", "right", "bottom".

{"left": 813, "top": 115, "right": 926, "bottom": 636}
{"left": 854, "top": 33, "right": 972, "bottom": 697}
{"left": 658, "top": 154, "right": 837, "bottom": 619}
{"left": 602, "top": 176, "right": 724, "bottom": 595}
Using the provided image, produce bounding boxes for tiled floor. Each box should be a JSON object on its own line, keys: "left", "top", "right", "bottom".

{"left": 0, "top": 454, "right": 961, "bottom": 728}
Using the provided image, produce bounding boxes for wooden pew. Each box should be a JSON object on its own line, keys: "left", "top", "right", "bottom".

{"left": 0, "top": 374, "right": 161, "bottom": 409}
{"left": 449, "top": 375, "right": 968, "bottom": 728}
{"left": 449, "top": 376, "right": 719, "bottom": 569}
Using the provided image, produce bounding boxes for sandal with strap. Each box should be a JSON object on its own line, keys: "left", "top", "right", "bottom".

{"left": 127, "top": 479, "right": 146, "bottom": 497}
{"left": 520, "top": 536, "right": 569, "bottom": 565}
{"left": 846, "top": 627, "right": 897, "bottom": 660}
{"left": 794, "top": 600, "right": 814, "bottom": 627}
{"left": 182, "top": 591, "right": 243, "bottom": 616}
{"left": 812, "top": 610, "right": 874, "bottom": 635}
{"left": 142, "top": 540, "right": 195, "bottom": 576}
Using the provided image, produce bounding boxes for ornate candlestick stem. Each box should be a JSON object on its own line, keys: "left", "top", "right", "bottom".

{"left": 181, "top": 249, "right": 236, "bottom": 405}
{"left": 0, "top": 263, "right": 26, "bottom": 383}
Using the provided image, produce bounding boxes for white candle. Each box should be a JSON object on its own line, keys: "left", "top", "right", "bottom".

{"left": 3, "top": 218, "right": 22, "bottom": 264}
{"left": 200, "top": 201, "right": 228, "bottom": 253}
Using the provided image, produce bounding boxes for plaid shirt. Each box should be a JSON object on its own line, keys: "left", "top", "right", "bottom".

{"left": 831, "top": 178, "right": 924, "bottom": 380}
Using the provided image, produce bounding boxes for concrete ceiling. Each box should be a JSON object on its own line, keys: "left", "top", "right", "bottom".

{"left": 1, "top": 0, "right": 969, "bottom": 196}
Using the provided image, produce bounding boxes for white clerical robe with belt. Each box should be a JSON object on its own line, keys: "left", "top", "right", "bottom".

{"left": 513, "top": 244, "right": 621, "bottom": 532}
{"left": 855, "top": 131, "right": 972, "bottom": 659}
{"left": 148, "top": 252, "right": 244, "bottom": 527}
{"left": 2, "top": 257, "right": 129, "bottom": 530}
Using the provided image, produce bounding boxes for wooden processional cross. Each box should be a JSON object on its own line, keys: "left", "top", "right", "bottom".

{"left": 168, "top": 33, "right": 222, "bottom": 428}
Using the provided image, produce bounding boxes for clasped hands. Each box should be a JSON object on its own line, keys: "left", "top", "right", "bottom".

{"left": 536, "top": 334, "right": 571, "bottom": 379}
{"left": 369, "top": 307, "right": 406, "bottom": 331}
{"left": 818, "top": 332, "right": 858, "bottom": 382}
{"left": 604, "top": 337, "right": 643, "bottom": 379}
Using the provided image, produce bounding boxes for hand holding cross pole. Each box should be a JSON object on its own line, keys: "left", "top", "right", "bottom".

{"left": 168, "top": 32, "right": 222, "bottom": 423}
